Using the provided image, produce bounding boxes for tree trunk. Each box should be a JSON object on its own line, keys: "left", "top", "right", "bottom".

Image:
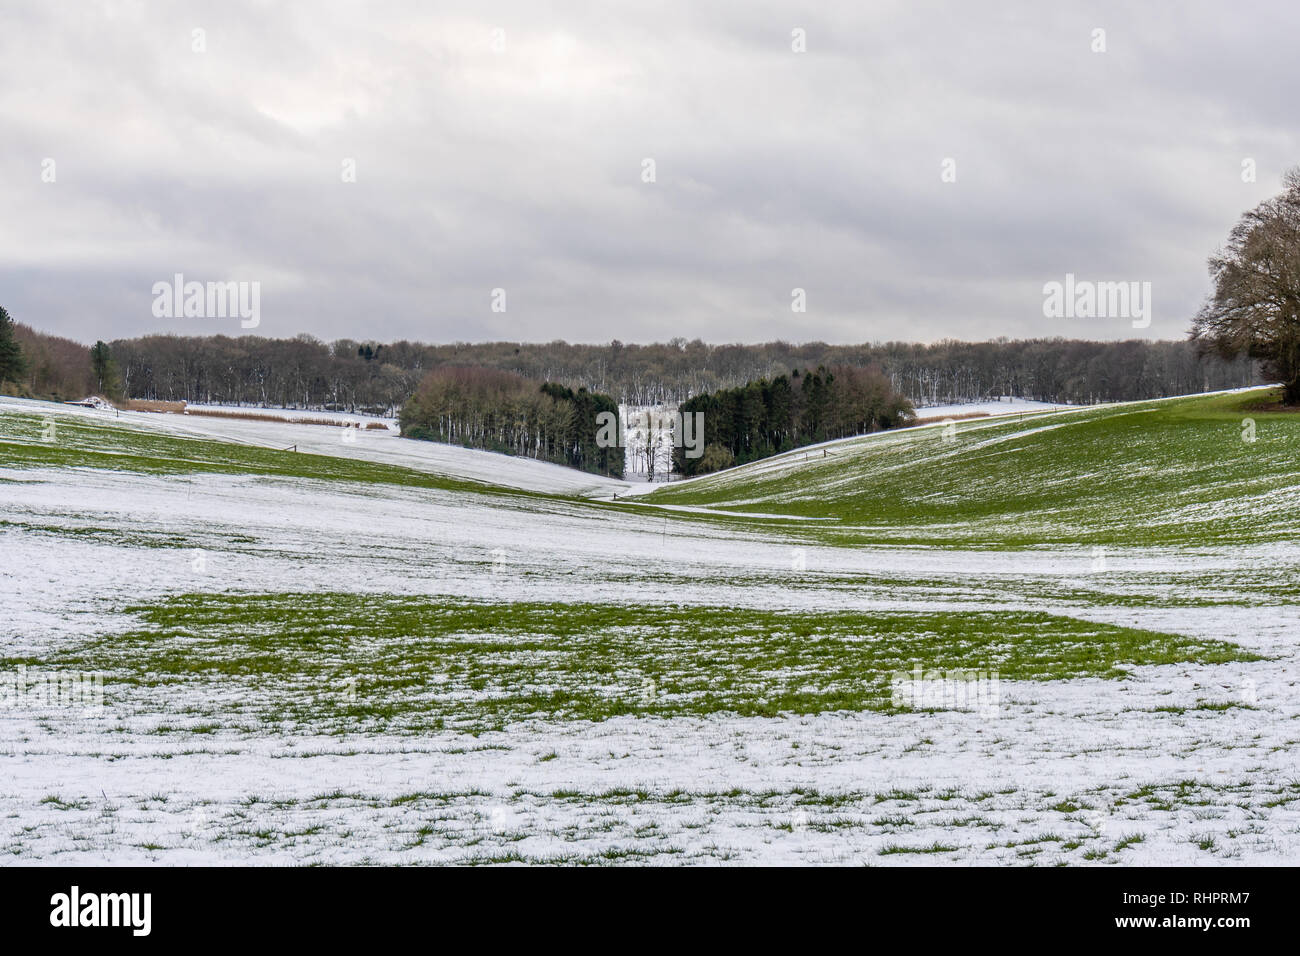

{"left": 1285, "top": 377, "right": 1300, "bottom": 406}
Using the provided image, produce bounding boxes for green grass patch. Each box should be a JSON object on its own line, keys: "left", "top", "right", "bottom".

{"left": 42, "top": 592, "right": 1260, "bottom": 735}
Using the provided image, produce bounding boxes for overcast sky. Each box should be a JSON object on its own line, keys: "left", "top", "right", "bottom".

{"left": 2, "top": 0, "right": 1297, "bottom": 346}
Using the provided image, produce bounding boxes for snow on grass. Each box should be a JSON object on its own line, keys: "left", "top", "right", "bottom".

{"left": 2, "top": 391, "right": 1300, "bottom": 864}
{"left": 181, "top": 403, "right": 397, "bottom": 427}
{"left": 911, "top": 397, "right": 1073, "bottom": 419}
{"left": 0, "top": 396, "right": 627, "bottom": 497}
{"left": 32, "top": 593, "right": 1256, "bottom": 735}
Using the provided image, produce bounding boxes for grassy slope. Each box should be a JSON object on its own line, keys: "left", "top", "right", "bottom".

{"left": 0, "top": 405, "right": 572, "bottom": 506}
{"left": 643, "top": 388, "right": 1300, "bottom": 547}
{"left": 1, "top": 391, "right": 1281, "bottom": 730}
{"left": 0, "top": 403, "right": 836, "bottom": 542}
{"left": 18, "top": 390, "right": 1293, "bottom": 550}
{"left": 16, "top": 594, "right": 1255, "bottom": 735}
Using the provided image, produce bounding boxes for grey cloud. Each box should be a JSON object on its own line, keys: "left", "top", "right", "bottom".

{"left": 1, "top": 0, "right": 1297, "bottom": 346}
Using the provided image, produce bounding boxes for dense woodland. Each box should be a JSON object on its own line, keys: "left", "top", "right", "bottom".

{"left": 0, "top": 323, "right": 1258, "bottom": 413}
{"left": 5, "top": 322, "right": 98, "bottom": 398}
{"left": 674, "top": 366, "right": 914, "bottom": 476}
{"left": 2, "top": 331, "right": 1261, "bottom": 411}
{"left": 398, "top": 366, "right": 624, "bottom": 477}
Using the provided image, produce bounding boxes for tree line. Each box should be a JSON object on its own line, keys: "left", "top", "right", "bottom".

{"left": 107, "top": 334, "right": 417, "bottom": 413}
{"left": 0, "top": 320, "right": 1263, "bottom": 412}
{"left": 398, "top": 366, "right": 624, "bottom": 477}
{"left": 112, "top": 334, "right": 1256, "bottom": 408}
{"left": 674, "top": 365, "right": 914, "bottom": 476}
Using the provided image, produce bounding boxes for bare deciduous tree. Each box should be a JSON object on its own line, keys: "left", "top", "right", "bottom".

{"left": 1192, "top": 167, "right": 1300, "bottom": 404}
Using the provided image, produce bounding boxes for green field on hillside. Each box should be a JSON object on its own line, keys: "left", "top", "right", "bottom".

{"left": 645, "top": 389, "right": 1300, "bottom": 547}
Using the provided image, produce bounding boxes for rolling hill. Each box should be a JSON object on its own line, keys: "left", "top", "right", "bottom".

{"left": 1, "top": 387, "right": 1297, "bottom": 865}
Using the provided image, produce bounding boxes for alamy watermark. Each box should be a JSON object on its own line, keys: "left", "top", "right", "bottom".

{"left": 1, "top": 666, "right": 104, "bottom": 710}
{"left": 596, "top": 408, "right": 704, "bottom": 459}
{"left": 1043, "top": 273, "right": 1151, "bottom": 329}
{"left": 151, "top": 273, "right": 260, "bottom": 328}
{"left": 890, "top": 665, "right": 1000, "bottom": 718}
{"left": 50, "top": 886, "right": 151, "bottom": 936}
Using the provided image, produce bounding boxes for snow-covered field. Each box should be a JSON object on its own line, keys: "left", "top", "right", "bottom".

{"left": 180, "top": 403, "right": 398, "bottom": 427}
{"left": 911, "top": 398, "right": 1072, "bottom": 419}
{"left": 76, "top": 399, "right": 628, "bottom": 497}
{"left": 2, "top": 393, "right": 1298, "bottom": 865}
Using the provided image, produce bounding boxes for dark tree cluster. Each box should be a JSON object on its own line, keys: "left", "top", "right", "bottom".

{"left": 3, "top": 315, "right": 116, "bottom": 401}
{"left": 0, "top": 307, "right": 30, "bottom": 390}
{"left": 107, "top": 334, "right": 420, "bottom": 413}
{"left": 398, "top": 366, "right": 624, "bottom": 477}
{"left": 674, "top": 365, "right": 914, "bottom": 477}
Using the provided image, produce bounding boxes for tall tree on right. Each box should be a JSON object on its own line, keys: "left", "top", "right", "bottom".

{"left": 0, "top": 305, "right": 27, "bottom": 388}
{"left": 1192, "top": 167, "right": 1300, "bottom": 404}
{"left": 89, "top": 340, "right": 122, "bottom": 397}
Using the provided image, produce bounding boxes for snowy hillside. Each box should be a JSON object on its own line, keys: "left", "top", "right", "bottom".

{"left": 2, "top": 387, "right": 1298, "bottom": 864}
{"left": 2, "top": 397, "right": 628, "bottom": 498}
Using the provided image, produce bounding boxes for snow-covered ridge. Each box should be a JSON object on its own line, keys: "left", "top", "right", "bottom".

{"left": 180, "top": 403, "right": 398, "bottom": 428}
{"left": 1, "top": 395, "right": 628, "bottom": 497}
{"left": 910, "top": 398, "right": 1071, "bottom": 419}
